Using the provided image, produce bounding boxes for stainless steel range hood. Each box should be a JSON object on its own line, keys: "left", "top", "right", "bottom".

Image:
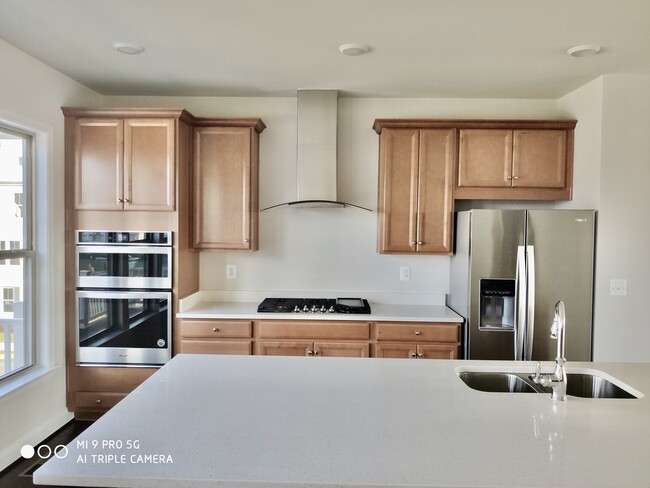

{"left": 262, "top": 90, "right": 371, "bottom": 211}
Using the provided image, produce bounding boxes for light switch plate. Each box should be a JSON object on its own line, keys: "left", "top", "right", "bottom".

{"left": 610, "top": 279, "right": 627, "bottom": 296}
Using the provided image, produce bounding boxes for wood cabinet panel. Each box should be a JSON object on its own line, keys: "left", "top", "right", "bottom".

{"left": 314, "top": 342, "right": 370, "bottom": 357}
{"left": 257, "top": 321, "right": 370, "bottom": 341}
{"left": 193, "top": 126, "right": 257, "bottom": 250}
{"left": 180, "top": 340, "right": 252, "bottom": 355}
{"left": 374, "top": 343, "right": 459, "bottom": 359}
{"left": 512, "top": 130, "right": 567, "bottom": 189}
{"left": 74, "top": 118, "right": 123, "bottom": 210}
{"left": 374, "top": 343, "right": 417, "bottom": 359}
{"left": 179, "top": 320, "right": 252, "bottom": 339}
{"left": 457, "top": 129, "right": 512, "bottom": 188}
{"left": 376, "top": 322, "right": 460, "bottom": 343}
{"left": 76, "top": 392, "right": 126, "bottom": 410}
{"left": 255, "top": 341, "right": 313, "bottom": 356}
{"left": 124, "top": 118, "right": 175, "bottom": 211}
{"left": 376, "top": 126, "right": 455, "bottom": 254}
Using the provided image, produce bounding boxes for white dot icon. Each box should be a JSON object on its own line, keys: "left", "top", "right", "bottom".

{"left": 21, "top": 444, "right": 35, "bottom": 459}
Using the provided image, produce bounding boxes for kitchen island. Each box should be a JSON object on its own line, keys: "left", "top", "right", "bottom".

{"left": 35, "top": 354, "right": 650, "bottom": 488}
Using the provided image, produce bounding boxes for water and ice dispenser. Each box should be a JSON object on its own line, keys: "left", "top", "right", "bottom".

{"left": 479, "top": 279, "right": 515, "bottom": 330}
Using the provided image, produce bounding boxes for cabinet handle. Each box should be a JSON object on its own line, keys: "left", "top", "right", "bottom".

{"left": 513, "top": 176, "right": 519, "bottom": 181}
{"left": 411, "top": 241, "right": 417, "bottom": 246}
{"left": 313, "top": 350, "right": 320, "bottom": 356}
{"left": 307, "top": 350, "right": 314, "bottom": 356}
{"left": 409, "top": 352, "right": 417, "bottom": 358}
{"left": 417, "top": 241, "right": 423, "bottom": 246}
{"left": 417, "top": 352, "right": 424, "bottom": 358}
{"left": 212, "top": 328, "right": 220, "bottom": 332}
{"left": 124, "top": 198, "right": 130, "bottom": 203}
{"left": 506, "top": 176, "right": 513, "bottom": 181}
{"left": 95, "top": 399, "right": 102, "bottom": 405}
{"left": 243, "top": 238, "right": 250, "bottom": 243}
{"left": 117, "top": 198, "right": 124, "bottom": 203}
{"left": 414, "top": 331, "right": 421, "bottom": 336}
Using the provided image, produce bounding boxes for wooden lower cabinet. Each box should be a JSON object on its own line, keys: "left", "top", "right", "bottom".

{"left": 178, "top": 319, "right": 253, "bottom": 355}
{"left": 374, "top": 321, "right": 461, "bottom": 359}
{"left": 256, "top": 341, "right": 370, "bottom": 357}
{"left": 72, "top": 367, "right": 157, "bottom": 420}
{"left": 375, "top": 343, "right": 458, "bottom": 359}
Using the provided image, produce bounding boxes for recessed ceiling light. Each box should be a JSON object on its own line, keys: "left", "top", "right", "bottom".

{"left": 566, "top": 45, "right": 602, "bottom": 57}
{"left": 338, "top": 43, "right": 370, "bottom": 56}
{"left": 113, "top": 42, "right": 145, "bottom": 55}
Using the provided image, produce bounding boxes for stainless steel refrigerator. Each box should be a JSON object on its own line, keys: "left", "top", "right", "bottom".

{"left": 449, "top": 209, "right": 595, "bottom": 361}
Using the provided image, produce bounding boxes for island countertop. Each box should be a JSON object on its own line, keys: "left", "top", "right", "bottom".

{"left": 35, "top": 354, "right": 650, "bottom": 488}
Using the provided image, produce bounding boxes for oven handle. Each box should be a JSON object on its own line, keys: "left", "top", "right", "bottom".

{"left": 76, "top": 245, "right": 171, "bottom": 255}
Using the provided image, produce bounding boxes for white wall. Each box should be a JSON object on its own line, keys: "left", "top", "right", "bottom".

{"left": 106, "top": 95, "right": 560, "bottom": 303}
{"left": 0, "top": 39, "right": 101, "bottom": 471}
{"left": 591, "top": 75, "right": 650, "bottom": 361}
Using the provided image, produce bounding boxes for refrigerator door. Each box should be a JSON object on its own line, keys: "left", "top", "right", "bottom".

{"left": 526, "top": 210, "right": 595, "bottom": 361}
{"left": 466, "top": 210, "right": 526, "bottom": 359}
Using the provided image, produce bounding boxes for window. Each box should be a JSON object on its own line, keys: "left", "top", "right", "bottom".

{"left": 0, "top": 124, "right": 33, "bottom": 381}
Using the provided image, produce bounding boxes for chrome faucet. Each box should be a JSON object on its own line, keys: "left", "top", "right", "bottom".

{"left": 531, "top": 300, "right": 567, "bottom": 401}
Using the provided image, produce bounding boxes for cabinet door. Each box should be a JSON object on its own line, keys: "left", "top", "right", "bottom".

{"left": 457, "top": 129, "right": 513, "bottom": 188}
{"left": 193, "top": 127, "right": 255, "bottom": 249}
{"left": 377, "top": 128, "right": 419, "bottom": 253}
{"left": 314, "top": 342, "right": 370, "bottom": 358}
{"left": 417, "top": 129, "right": 455, "bottom": 254}
{"left": 124, "top": 118, "right": 175, "bottom": 211}
{"left": 73, "top": 118, "right": 123, "bottom": 210}
{"left": 417, "top": 344, "right": 459, "bottom": 359}
{"left": 374, "top": 343, "right": 417, "bottom": 359}
{"left": 255, "top": 341, "right": 313, "bottom": 356}
{"left": 512, "top": 130, "right": 567, "bottom": 189}
{"left": 179, "top": 340, "right": 252, "bottom": 355}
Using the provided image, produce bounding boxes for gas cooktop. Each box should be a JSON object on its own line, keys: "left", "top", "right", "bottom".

{"left": 257, "top": 297, "right": 371, "bottom": 314}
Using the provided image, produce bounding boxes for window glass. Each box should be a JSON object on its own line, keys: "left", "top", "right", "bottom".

{"left": 0, "top": 125, "right": 32, "bottom": 381}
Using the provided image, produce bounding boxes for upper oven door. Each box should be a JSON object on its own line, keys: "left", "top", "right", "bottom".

{"left": 77, "top": 245, "right": 172, "bottom": 289}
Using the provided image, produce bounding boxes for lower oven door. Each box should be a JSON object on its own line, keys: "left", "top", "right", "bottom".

{"left": 76, "top": 290, "right": 172, "bottom": 366}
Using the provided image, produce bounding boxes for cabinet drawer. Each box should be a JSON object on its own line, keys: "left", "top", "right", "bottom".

{"left": 179, "top": 340, "right": 252, "bottom": 355}
{"left": 179, "top": 320, "right": 252, "bottom": 339}
{"left": 376, "top": 322, "right": 460, "bottom": 342}
{"left": 76, "top": 392, "right": 126, "bottom": 410}
{"left": 257, "top": 321, "right": 370, "bottom": 340}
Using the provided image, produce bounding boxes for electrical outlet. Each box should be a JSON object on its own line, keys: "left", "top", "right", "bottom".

{"left": 226, "top": 264, "right": 237, "bottom": 280}
{"left": 610, "top": 279, "right": 626, "bottom": 296}
{"left": 400, "top": 266, "right": 411, "bottom": 281}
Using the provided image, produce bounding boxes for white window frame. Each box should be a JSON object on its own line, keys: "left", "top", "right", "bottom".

{"left": 0, "top": 123, "right": 35, "bottom": 383}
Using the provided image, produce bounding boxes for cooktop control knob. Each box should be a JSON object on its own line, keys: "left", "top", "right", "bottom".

{"left": 303, "top": 305, "right": 309, "bottom": 313}
{"left": 328, "top": 306, "right": 335, "bottom": 313}
{"left": 294, "top": 306, "right": 300, "bottom": 313}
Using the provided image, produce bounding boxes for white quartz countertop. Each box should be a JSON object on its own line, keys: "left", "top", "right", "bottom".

{"left": 35, "top": 355, "right": 650, "bottom": 488}
{"left": 177, "top": 301, "right": 463, "bottom": 323}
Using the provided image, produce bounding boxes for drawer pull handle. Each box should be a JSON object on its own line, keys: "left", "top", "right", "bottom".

{"left": 212, "top": 328, "right": 220, "bottom": 332}
{"left": 96, "top": 399, "right": 102, "bottom": 405}
{"left": 414, "top": 331, "right": 421, "bottom": 336}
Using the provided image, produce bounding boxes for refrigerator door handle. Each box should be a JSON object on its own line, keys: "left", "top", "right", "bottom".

{"left": 525, "top": 245, "right": 536, "bottom": 361}
{"left": 515, "top": 245, "right": 527, "bottom": 360}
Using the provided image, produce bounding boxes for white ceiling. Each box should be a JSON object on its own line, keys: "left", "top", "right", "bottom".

{"left": 1, "top": 0, "right": 649, "bottom": 99}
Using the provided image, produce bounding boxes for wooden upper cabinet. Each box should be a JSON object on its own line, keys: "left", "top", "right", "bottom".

{"left": 71, "top": 115, "right": 175, "bottom": 211}
{"left": 455, "top": 121, "right": 575, "bottom": 200}
{"left": 193, "top": 121, "right": 264, "bottom": 250}
{"left": 73, "top": 118, "right": 124, "bottom": 210}
{"left": 375, "top": 124, "right": 455, "bottom": 255}
{"left": 124, "top": 119, "right": 175, "bottom": 211}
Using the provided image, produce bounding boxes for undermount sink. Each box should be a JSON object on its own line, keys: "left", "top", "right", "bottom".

{"left": 457, "top": 369, "right": 640, "bottom": 399}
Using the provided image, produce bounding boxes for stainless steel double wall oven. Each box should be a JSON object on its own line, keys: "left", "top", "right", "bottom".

{"left": 75, "top": 231, "right": 172, "bottom": 366}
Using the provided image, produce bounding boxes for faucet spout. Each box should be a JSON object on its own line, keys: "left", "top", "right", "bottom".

{"left": 531, "top": 300, "right": 567, "bottom": 401}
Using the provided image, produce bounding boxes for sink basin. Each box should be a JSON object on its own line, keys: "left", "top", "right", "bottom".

{"left": 458, "top": 371, "right": 537, "bottom": 393}
{"left": 457, "top": 369, "right": 640, "bottom": 399}
{"left": 565, "top": 373, "right": 638, "bottom": 399}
